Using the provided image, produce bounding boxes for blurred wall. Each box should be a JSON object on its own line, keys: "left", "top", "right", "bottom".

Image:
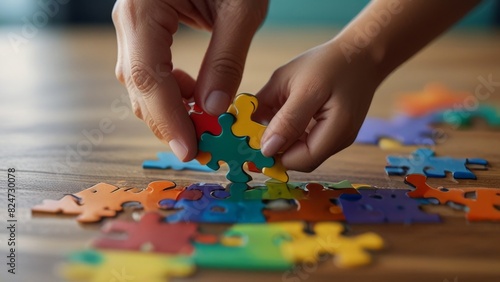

{"left": 1, "top": 0, "right": 499, "bottom": 27}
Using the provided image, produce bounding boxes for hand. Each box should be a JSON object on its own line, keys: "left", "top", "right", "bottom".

{"left": 112, "top": 0, "right": 268, "bottom": 160}
{"left": 255, "top": 40, "right": 383, "bottom": 172}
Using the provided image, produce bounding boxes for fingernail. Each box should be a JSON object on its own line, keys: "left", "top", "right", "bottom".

{"left": 169, "top": 139, "right": 188, "bottom": 161}
{"left": 205, "top": 90, "right": 230, "bottom": 115}
{"left": 261, "top": 134, "right": 286, "bottom": 157}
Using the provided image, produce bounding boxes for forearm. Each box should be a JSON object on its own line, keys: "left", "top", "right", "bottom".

{"left": 335, "top": 0, "right": 481, "bottom": 81}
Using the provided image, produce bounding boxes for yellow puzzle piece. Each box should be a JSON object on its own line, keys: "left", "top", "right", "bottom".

{"left": 59, "top": 250, "right": 195, "bottom": 282}
{"left": 228, "top": 93, "right": 289, "bottom": 182}
{"left": 279, "top": 222, "right": 384, "bottom": 268}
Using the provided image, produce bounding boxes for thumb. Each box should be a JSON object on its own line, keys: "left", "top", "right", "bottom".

{"left": 195, "top": 1, "right": 267, "bottom": 115}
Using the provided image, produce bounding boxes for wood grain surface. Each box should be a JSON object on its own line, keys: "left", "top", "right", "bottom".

{"left": 1, "top": 27, "right": 500, "bottom": 282}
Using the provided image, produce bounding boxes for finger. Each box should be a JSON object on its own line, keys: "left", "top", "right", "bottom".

{"left": 195, "top": 1, "right": 268, "bottom": 115}
{"left": 281, "top": 104, "right": 359, "bottom": 172}
{"left": 258, "top": 82, "right": 328, "bottom": 158}
{"left": 118, "top": 1, "right": 197, "bottom": 161}
{"left": 172, "top": 69, "right": 196, "bottom": 101}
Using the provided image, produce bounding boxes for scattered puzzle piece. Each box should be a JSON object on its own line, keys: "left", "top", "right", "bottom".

{"left": 405, "top": 174, "right": 500, "bottom": 221}
{"left": 167, "top": 198, "right": 265, "bottom": 223}
{"left": 32, "top": 181, "right": 186, "bottom": 222}
{"left": 385, "top": 148, "right": 488, "bottom": 179}
{"left": 264, "top": 183, "right": 359, "bottom": 222}
{"left": 59, "top": 250, "right": 194, "bottom": 282}
{"left": 355, "top": 114, "right": 436, "bottom": 146}
{"left": 199, "top": 113, "right": 274, "bottom": 183}
{"left": 280, "top": 222, "right": 384, "bottom": 268}
{"left": 378, "top": 138, "right": 422, "bottom": 151}
{"left": 245, "top": 180, "right": 304, "bottom": 200}
{"left": 143, "top": 152, "right": 213, "bottom": 172}
{"left": 436, "top": 104, "right": 500, "bottom": 128}
{"left": 92, "top": 213, "right": 215, "bottom": 253}
{"left": 396, "top": 83, "right": 470, "bottom": 117}
{"left": 193, "top": 223, "right": 294, "bottom": 270}
{"left": 339, "top": 189, "right": 441, "bottom": 224}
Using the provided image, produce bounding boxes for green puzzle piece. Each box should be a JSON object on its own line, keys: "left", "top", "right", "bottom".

{"left": 245, "top": 180, "right": 304, "bottom": 200}
{"left": 193, "top": 224, "right": 294, "bottom": 270}
{"left": 199, "top": 113, "right": 275, "bottom": 183}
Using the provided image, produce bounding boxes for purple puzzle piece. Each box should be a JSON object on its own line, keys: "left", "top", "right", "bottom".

{"left": 339, "top": 189, "right": 441, "bottom": 224}
{"left": 159, "top": 183, "right": 229, "bottom": 208}
{"left": 355, "top": 114, "right": 436, "bottom": 145}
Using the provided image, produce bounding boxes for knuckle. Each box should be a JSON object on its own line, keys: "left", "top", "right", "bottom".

{"left": 115, "top": 64, "right": 125, "bottom": 84}
{"left": 111, "top": 1, "right": 121, "bottom": 24}
{"left": 130, "top": 61, "right": 159, "bottom": 95}
{"left": 211, "top": 54, "right": 244, "bottom": 83}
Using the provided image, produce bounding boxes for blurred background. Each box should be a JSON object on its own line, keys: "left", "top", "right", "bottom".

{"left": 1, "top": 0, "right": 499, "bottom": 27}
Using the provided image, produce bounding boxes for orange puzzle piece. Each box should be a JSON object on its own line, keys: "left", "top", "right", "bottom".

{"left": 396, "top": 83, "right": 470, "bottom": 117}
{"left": 263, "top": 183, "right": 359, "bottom": 222}
{"left": 32, "top": 181, "right": 186, "bottom": 223}
{"left": 405, "top": 174, "right": 500, "bottom": 221}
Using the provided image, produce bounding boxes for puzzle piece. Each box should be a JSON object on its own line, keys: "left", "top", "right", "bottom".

{"left": 245, "top": 180, "right": 304, "bottom": 200}
{"left": 189, "top": 104, "right": 222, "bottom": 139}
{"left": 280, "top": 222, "right": 384, "bottom": 268}
{"left": 193, "top": 223, "right": 294, "bottom": 270}
{"left": 159, "top": 183, "right": 229, "bottom": 208}
{"left": 166, "top": 198, "right": 265, "bottom": 223}
{"left": 378, "top": 138, "right": 422, "bottom": 151}
{"left": 339, "top": 189, "right": 441, "bottom": 224}
{"left": 194, "top": 222, "right": 383, "bottom": 270}
{"left": 60, "top": 250, "right": 194, "bottom": 282}
{"left": 436, "top": 104, "right": 500, "bottom": 128}
{"left": 396, "top": 83, "right": 470, "bottom": 117}
{"left": 143, "top": 152, "right": 213, "bottom": 172}
{"left": 32, "top": 181, "right": 186, "bottom": 222}
{"left": 199, "top": 113, "right": 274, "bottom": 183}
{"left": 385, "top": 148, "right": 488, "bottom": 179}
{"left": 92, "top": 213, "right": 215, "bottom": 253}
{"left": 355, "top": 114, "right": 436, "bottom": 145}
{"left": 405, "top": 174, "right": 500, "bottom": 221}
{"left": 263, "top": 183, "right": 359, "bottom": 222}
{"left": 228, "top": 94, "right": 289, "bottom": 182}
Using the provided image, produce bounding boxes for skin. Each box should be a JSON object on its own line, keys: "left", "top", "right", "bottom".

{"left": 113, "top": 0, "right": 480, "bottom": 172}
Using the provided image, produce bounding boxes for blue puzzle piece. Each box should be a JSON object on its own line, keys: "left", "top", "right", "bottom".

{"left": 159, "top": 183, "right": 229, "bottom": 209}
{"left": 355, "top": 114, "right": 436, "bottom": 145}
{"left": 166, "top": 198, "right": 265, "bottom": 223}
{"left": 143, "top": 152, "right": 213, "bottom": 172}
{"left": 339, "top": 189, "right": 441, "bottom": 224}
{"left": 385, "top": 148, "right": 488, "bottom": 179}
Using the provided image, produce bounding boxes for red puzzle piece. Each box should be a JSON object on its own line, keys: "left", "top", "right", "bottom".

{"left": 92, "top": 212, "right": 215, "bottom": 254}
{"left": 32, "top": 181, "right": 187, "bottom": 223}
{"left": 189, "top": 104, "right": 222, "bottom": 139}
{"left": 263, "top": 183, "right": 359, "bottom": 222}
{"left": 405, "top": 174, "right": 500, "bottom": 221}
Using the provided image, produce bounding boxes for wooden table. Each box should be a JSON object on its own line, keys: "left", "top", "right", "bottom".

{"left": 1, "top": 27, "right": 500, "bottom": 282}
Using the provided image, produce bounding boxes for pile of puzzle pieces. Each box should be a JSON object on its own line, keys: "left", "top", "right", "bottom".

{"left": 355, "top": 83, "right": 500, "bottom": 148}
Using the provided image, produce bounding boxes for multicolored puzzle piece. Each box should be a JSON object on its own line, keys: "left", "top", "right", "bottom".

{"left": 385, "top": 148, "right": 488, "bottom": 179}
{"left": 59, "top": 250, "right": 194, "bottom": 282}
{"left": 32, "top": 181, "right": 188, "bottom": 223}
{"left": 405, "top": 174, "right": 500, "bottom": 221}
{"left": 143, "top": 152, "right": 213, "bottom": 172}
{"left": 339, "top": 189, "right": 441, "bottom": 224}
{"left": 199, "top": 113, "right": 275, "bottom": 183}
